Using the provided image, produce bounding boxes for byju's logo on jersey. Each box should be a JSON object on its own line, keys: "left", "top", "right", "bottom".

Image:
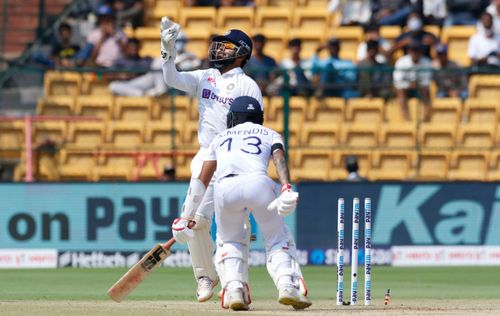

{"left": 201, "top": 89, "right": 234, "bottom": 105}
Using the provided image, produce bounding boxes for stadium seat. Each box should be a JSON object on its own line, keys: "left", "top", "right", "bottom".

{"left": 180, "top": 7, "right": 217, "bottom": 31}
{"left": 265, "top": 121, "right": 300, "bottom": 147}
{"left": 441, "top": 26, "right": 476, "bottom": 66}
{"left": 145, "top": 120, "right": 182, "bottom": 149}
{"left": 287, "top": 28, "right": 323, "bottom": 59}
{"left": 95, "top": 154, "right": 137, "bottom": 181}
{"left": 105, "top": 121, "right": 144, "bottom": 149}
{"left": 155, "top": 95, "right": 191, "bottom": 124}
{"left": 217, "top": 7, "right": 254, "bottom": 32}
{"left": 299, "top": 122, "right": 339, "bottom": 147}
{"left": 81, "top": 73, "right": 110, "bottom": 95}
{"left": 150, "top": 6, "right": 179, "bottom": 25}
{"left": 428, "top": 98, "right": 462, "bottom": 128}
{"left": 487, "top": 150, "right": 500, "bottom": 181}
{"left": 379, "top": 124, "right": 416, "bottom": 149}
{"left": 183, "top": 28, "right": 213, "bottom": 60}
{"left": 448, "top": 150, "right": 489, "bottom": 181}
{"left": 33, "top": 121, "right": 66, "bottom": 145}
{"left": 76, "top": 95, "right": 113, "bottom": 120}
{"left": 58, "top": 150, "right": 97, "bottom": 181}
{"left": 138, "top": 154, "right": 175, "bottom": 180}
{"left": 345, "top": 98, "right": 384, "bottom": 126}
{"left": 298, "top": 0, "right": 329, "bottom": 7}
{"left": 0, "top": 121, "right": 25, "bottom": 150}
{"left": 272, "top": 96, "right": 307, "bottom": 126}
{"left": 468, "top": 75, "right": 500, "bottom": 99}
{"left": 308, "top": 97, "right": 344, "bottom": 124}
{"left": 251, "top": 29, "right": 287, "bottom": 61}
{"left": 423, "top": 25, "right": 441, "bottom": 39}
{"left": 292, "top": 7, "right": 329, "bottom": 30}
{"left": 181, "top": 120, "right": 200, "bottom": 146}
{"left": 37, "top": 96, "right": 75, "bottom": 116}
{"left": 456, "top": 124, "right": 495, "bottom": 149}
{"left": 326, "top": 26, "right": 363, "bottom": 62}
{"left": 463, "top": 98, "right": 499, "bottom": 126}
{"left": 385, "top": 98, "right": 421, "bottom": 123}
{"left": 415, "top": 150, "right": 450, "bottom": 180}
{"left": 114, "top": 96, "right": 154, "bottom": 121}
{"left": 257, "top": 0, "right": 297, "bottom": 6}
{"left": 370, "top": 150, "right": 413, "bottom": 180}
{"left": 291, "top": 149, "right": 331, "bottom": 181}
{"left": 418, "top": 124, "right": 456, "bottom": 149}
{"left": 340, "top": 124, "right": 379, "bottom": 148}
{"left": 379, "top": 26, "right": 402, "bottom": 43}
{"left": 255, "top": 7, "right": 291, "bottom": 32}
{"left": 44, "top": 71, "right": 82, "bottom": 96}
{"left": 67, "top": 121, "right": 105, "bottom": 149}
{"left": 134, "top": 27, "right": 161, "bottom": 58}
{"left": 175, "top": 151, "right": 196, "bottom": 180}
{"left": 332, "top": 149, "right": 372, "bottom": 180}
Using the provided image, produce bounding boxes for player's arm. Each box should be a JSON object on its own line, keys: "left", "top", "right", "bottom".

{"left": 268, "top": 143, "right": 299, "bottom": 216}
{"left": 271, "top": 145, "right": 291, "bottom": 187}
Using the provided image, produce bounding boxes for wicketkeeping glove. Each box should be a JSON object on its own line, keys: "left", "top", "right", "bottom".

{"left": 160, "top": 16, "right": 180, "bottom": 62}
{"left": 267, "top": 183, "right": 299, "bottom": 216}
{"left": 172, "top": 218, "right": 194, "bottom": 244}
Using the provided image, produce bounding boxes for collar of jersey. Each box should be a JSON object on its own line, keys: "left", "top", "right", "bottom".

{"left": 218, "top": 67, "right": 244, "bottom": 76}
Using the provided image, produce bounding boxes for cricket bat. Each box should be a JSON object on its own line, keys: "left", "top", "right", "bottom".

{"left": 107, "top": 221, "right": 194, "bottom": 302}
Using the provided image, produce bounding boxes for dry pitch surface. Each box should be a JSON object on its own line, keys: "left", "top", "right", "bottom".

{"left": 1, "top": 299, "right": 500, "bottom": 316}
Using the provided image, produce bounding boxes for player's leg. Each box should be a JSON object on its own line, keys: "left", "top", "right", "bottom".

{"left": 247, "top": 175, "right": 312, "bottom": 310}
{"left": 183, "top": 150, "right": 218, "bottom": 302}
{"left": 213, "top": 178, "right": 251, "bottom": 310}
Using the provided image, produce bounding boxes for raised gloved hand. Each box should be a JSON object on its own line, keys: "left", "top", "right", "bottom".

{"left": 267, "top": 183, "right": 299, "bottom": 216}
{"left": 160, "top": 16, "right": 180, "bottom": 62}
{"left": 172, "top": 218, "right": 194, "bottom": 244}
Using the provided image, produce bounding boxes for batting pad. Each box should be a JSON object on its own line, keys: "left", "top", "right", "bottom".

{"left": 188, "top": 224, "right": 218, "bottom": 282}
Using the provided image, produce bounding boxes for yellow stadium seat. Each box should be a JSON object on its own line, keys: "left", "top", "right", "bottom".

{"left": 341, "top": 124, "right": 379, "bottom": 148}
{"left": 150, "top": 6, "right": 179, "bottom": 25}
{"left": 183, "top": 28, "right": 213, "bottom": 60}
{"left": 448, "top": 150, "right": 489, "bottom": 181}
{"left": 423, "top": 25, "right": 441, "bottom": 39}
{"left": 370, "top": 150, "right": 413, "bottom": 180}
{"left": 291, "top": 149, "right": 331, "bottom": 181}
{"left": 67, "top": 121, "right": 105, "bottom": 149}
{"left": 415, "top": 150, "right": 450, "bottom": 180}
{"left": 96, "top": 154, "right": 136, "bottom": 181}
{"left": 217, "top": 7, "right": 254, "bottom": 32}
{"left": 308, "top": 97, "right": 344, "bottom": 123}
{"left": 441, "top": 26, "right": 477, "bottom": 66}
{"left": 37, "top": 96, "right": 75, "bottom": 116}
{"left": 145, "top": 120, "right": 182, "bottom": 149}
{"left": 379, "top": 124, "right": 416, "bottom": 149}
{"left": 379, "top": 26, "right": 402, "bottom": 43}
{"left": 180, "top": 7, "right": 217, "bottom": 31}
{"left": 76, "top": 95, "right": 113, "bottom": 120}
{"left": 265, "top": 121, "right": 300, "bottom": 147}
{"left": 0, "top": 121, "right": 24, "bottom": 150}
{"left": 267, "top": 96, "right": 307, "bottom": 124}
{"left": 181, "top": 120, "right": 200, "bottom": 146}
{"left": 114, "top": 96, "right": 154, "bottom": 121}
{"left": 418, "top": 124, "right": 456, "bottom": 149}
{"left": 345, "top": 98, "right": 384, "bottom": 126}
{"left": 81, "top": 73, "right": 110, "bottom": 95}
{"left": 138, "top": 154, "right": 176, "bottom": 180}
{"left": 255, "top": 7, "right": 291, "bottom": 31}
{"left": 175, "top": 151, "right": 196, "bottom": 180}
{"left": 155, "top": 95, "right": 191, "bottom": 124}
{"left": 251, "top": 29, "right": 287, "bottom": 61}
{"left": 293, "top": 7, "right": 329, "bottom": 30}
{"left": 333, "top": 149, "right": 372, "bottom": 180}
{"left": 58, "top": 150, "right": 97, "bottom": 181}
{"left": 298, "top": 0, "right": 329, "bottom": 7}
{"left": 327, "top": 26, "right": 363, "bottom": 62}
{"left": 385, "top": 98, "right": 421, "bottom": 123}
{"left": 463, "top": 98, "right": 499, "bottom": 126}
{"left": 257, "top": 0, "right": 297, "bottom": 6}
{"left": 33, "top": 121, "right": 66, "bottom": 145}
{"left": 487, "top": 150, "right": 500, "bottom": 181}
{"left": 44, "top": 71, "right": 82, "bottom": 96}
{"left": 456, "top": 124, "right": 495, "bottom": 149}
{"left": 468, "top": 75, "right": 500, "bottom": 99}
{"left": 134, "top": 27, "right": 160, "bottom": 57}
{"left": 105, "top": 121, "right": 144, "bottom": 149}
{"left": 429, "top": 98, "right": 462, "bottom": 128}
{"left": 299, "top": 122, "right": 339, "bottom": 147}
{"left": 287, "top": 29, "right": 323, "bottom": 59}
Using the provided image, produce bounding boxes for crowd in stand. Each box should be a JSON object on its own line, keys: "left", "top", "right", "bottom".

{"left": 33, "top": 0, "right": 500, "bottom": 122}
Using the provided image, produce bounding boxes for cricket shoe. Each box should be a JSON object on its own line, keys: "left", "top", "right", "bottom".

{"left": 278, "top": 286, "right": 312, "bottom": 310}
{"left": 196, "top": 277, "right": 217, "bottom": 302}
{"left": 225, "top": 288, "right": 249, "bottom": 311}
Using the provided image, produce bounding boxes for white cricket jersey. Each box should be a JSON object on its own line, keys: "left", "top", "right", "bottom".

{"left": 162, "top": 60, "right": 263, "bottom": 148}
{"left": 207, "top": 122, "right": 284, "bottom": 180}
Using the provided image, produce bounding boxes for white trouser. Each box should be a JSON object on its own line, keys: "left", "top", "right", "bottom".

{"left": 109, "top": 60, "right": 166, "bottom": 97}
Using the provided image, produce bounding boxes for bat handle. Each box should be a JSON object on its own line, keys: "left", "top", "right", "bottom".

{"left": 163, "top": 220, "right": 196, "bottom": 250}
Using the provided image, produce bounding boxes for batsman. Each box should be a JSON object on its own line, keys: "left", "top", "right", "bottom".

{"left": 160, "top": 17, "right": 262, "bottom": 301}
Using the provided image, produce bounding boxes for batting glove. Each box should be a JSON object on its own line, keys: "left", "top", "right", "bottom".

{"left": 160, "top": 16, "right": 180, "bottom": 62}
{"left": 172, "top": 218, "right": 194, "bottom": 244}
{"left": 267, "top": 184, "right": 299, "bottom": 216}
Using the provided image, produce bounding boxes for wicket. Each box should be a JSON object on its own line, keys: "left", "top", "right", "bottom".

{"left": 337, "top": 197, "right": 372, "bottom": 306}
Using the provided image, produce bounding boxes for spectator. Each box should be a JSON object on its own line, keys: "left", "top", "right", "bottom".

{"left": 51, "top": 22, "right": 81, "bottom": 67}
{"left": 393, "top": 41, "right": 433, "bottom": 122}
{"left": 358, "top": 40, "right": 392, "bottom": 99}
{"left": 245, "top": 34, "right": 277, "bottom": 96}
{"left": 391, "top": 11, "right": 438, "bottom": 59}
{"left": 109, "top": 32, "right": 200, "bottom": 96}
{"left": 486, "top": 0, "right": 500, "bottom": 35}
{"left": 268, "top": 38, "right": 312, "bottom": 96}
{"left": 433, "top": 43, "right": 467, "bottom": 99}
{"left": 79, "top": 5, "right": 128, "bottom": 67}
{"left": 357, "top": 23, "right": 391, "bottom": 64}
{"left": 311, "top": 38, "right": 358, "bottom": 98}
{"left": 112, "top": 0, "right": 144, "bottom": 28}
{"left": 422, "top": 0, "right": 447, "bottom": 25}
{"left": 110, "top": 38, "right": 153, "bottom": 79}
{"left": 468, "top": 12, "right": 500, "bottom": 68}
{"left": 328, "top": 0, "right": 371, "bottom": 26}
{"left": 344, "top": 156, "right": 368, "bottom": 182}
{"left": 443, "top": 0, "right": 490, "bottom": 27}
{"left": 371, "top": 0, "right": 417, "bottom": 26}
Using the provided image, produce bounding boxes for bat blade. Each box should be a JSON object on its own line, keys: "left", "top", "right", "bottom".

{"left": 107, "top": 242, "right": 171, "bottom": 302}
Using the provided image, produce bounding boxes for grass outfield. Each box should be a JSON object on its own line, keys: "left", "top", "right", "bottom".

{"left": 0, "top": 266, "right": 500, "bottom": 315}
